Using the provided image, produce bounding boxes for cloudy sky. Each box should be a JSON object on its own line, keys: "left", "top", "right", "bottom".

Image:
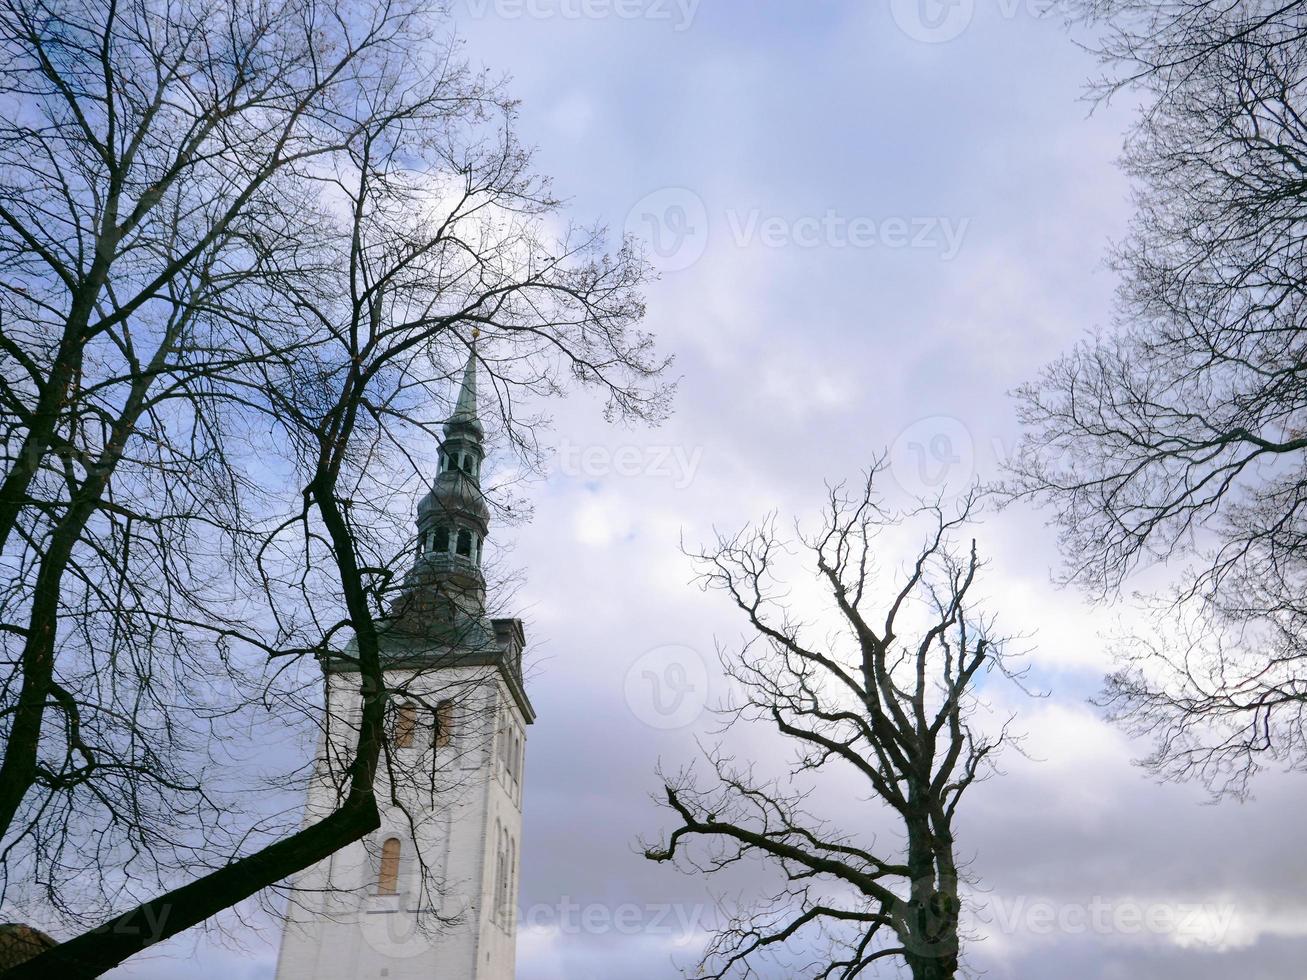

{"left": 111, "top": 2, "right": 1307, "bottom": 978}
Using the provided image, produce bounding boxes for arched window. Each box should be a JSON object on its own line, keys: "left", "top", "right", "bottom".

{"left": 456, "top": 528, "right": 472, "bottom": 557}
{"left": 473, "top": 535, "right": 481, "bottom": 561}
{"left": 508, "top": 838, "right": 517, "bottom": 925}
{"left": 492, "top": 822, "right": 506, "bottom": 922}
{"left": 498, "top": 829, "right": 510, "bottom": 921}
{"left": 435, "top": 526, "right": 450, "bottom": 552}
{"left": 434, "top": 700, "right": 454, "bottom": 749}
{"left": 378, "top": 837, "right": 401, "bottom": 895}
{"left": 393, "top": 703, "right": 417, "bottom": 748}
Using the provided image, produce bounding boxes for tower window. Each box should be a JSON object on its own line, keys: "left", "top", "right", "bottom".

{"left": 378, "top": 837, "right": 401, "bottom": 895}
{"left": 495, "top": 825, "right": 510, "bottom": 924}
{"left": 456, "top": 529, "right": 472, "bottom": 557}
{"left": 434, "top": 700, "right": 454, "bottom": 749}
{"left": 393, "top": 703, "right": 417, "bottom": 748}
{"left": 504, "top": 836, "right": 514, "bottom": 930}
{"left": 492, "top": 821, "right": 505, "bottom": 923}
{"left": 435, "top": 526, "right": 450, "bottom": 552}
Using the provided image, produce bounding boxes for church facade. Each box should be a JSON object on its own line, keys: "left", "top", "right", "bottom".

{"left": 274, "top": 345, "right": 533, "bottom": 980}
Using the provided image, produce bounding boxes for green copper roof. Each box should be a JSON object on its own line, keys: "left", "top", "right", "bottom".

{"left": 445, "top": 344, "right": 482, "bottom": 436}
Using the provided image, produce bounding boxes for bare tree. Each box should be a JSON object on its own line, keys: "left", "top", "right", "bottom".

{"left": 1008, "top": 0, "right": 1307, "bottom": 798}
{"left": 643, "top": 471, "right": 1023, "bottom": 980}
{"left": 0, "top": 0, "right": 670, "bottom": 975}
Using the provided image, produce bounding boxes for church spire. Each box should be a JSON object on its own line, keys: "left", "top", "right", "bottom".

{"left": 446, "top": 331, "right": 484, "bottom": 438}
{"left": 410, "top": 335, "right": 491, "bottom": 614}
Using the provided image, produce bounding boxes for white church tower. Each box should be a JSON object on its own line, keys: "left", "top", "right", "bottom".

{"left": 275, "top": 340, "right": 533, "bottom": 980}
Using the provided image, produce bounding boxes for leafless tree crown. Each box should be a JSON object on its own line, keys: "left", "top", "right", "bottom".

{"left": 645, "top": 470, "right": 1024, "bottom": 980}
{"left": 0, "top": 0, "right": 670, "bottom": 974}
{"left": 1008, "top": 0, "right": 1307, "bottom": 799}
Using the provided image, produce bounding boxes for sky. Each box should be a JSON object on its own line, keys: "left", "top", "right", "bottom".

{"left": 108, "top": 2, "right": 1307, "bottom": 978}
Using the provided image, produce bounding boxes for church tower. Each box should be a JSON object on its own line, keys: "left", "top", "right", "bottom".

{"left": 274, "top": 340, "right": 533, "bottom": 980}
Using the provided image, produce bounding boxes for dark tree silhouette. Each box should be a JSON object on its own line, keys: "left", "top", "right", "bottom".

{"left": 1009, "top": 0, "right": 1307, "bottom": 798}
{"left": 644, "top": 471, "right": 1023, "bottom": 980}
{"left": 0, "top": 0, "right": 670, "bottom": 974}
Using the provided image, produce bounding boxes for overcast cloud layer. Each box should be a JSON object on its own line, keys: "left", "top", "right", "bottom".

{"left": 110, "top": 3, "right": 1307, "bottom": 978}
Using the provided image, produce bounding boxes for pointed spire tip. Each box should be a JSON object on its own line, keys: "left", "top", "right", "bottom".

{"left": 446, "top": 342, "right": 482, "bottom": 434}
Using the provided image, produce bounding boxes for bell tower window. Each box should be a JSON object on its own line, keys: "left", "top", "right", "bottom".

{"left": 377, "top": 837, "right": 401, "bottom": 896}
{"left": 456, "top": 529, "right": 472, "bottom": 557}
{"left": 434, "top": 700, "right": 454, "bottom": 748}
{"left": 435, "top": 526, "right": 450, "bottom": 552}
{"left": 393, "top": 703, "right": 417, "bottom": 748}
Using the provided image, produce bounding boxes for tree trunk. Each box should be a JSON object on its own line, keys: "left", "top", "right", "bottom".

{"left": 902, "top": 817, "right": 959, "bottom": 980}
{"left": 906, "top": 950, "right": 958, "bottom": 980}
{"left": 0, "top": 785, "right": 380, "bottom": 978}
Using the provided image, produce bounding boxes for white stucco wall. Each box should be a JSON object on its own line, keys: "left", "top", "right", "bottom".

{"left": 274, "top": 662, "right": 527, "bottom": 980}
